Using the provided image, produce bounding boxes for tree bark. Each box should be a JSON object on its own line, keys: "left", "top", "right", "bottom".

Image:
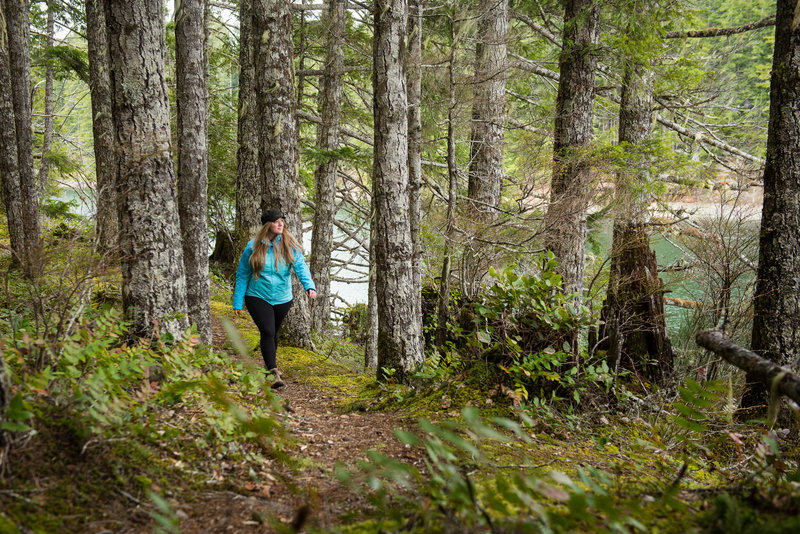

{"left": 107, "top": 0, "right": 189, "bottom": 340}
{"left": 744, "top": 0, "right": 800, "bottom": 410}
{"left": 310, "top": 0, "right": 346, "bottom": 333}
{"left": 542, "top": 0, "right": 599, "bottom": 301}
{"left": 86, "top": 0, "right": 118, "bottom": 252}
{"left": 37, "top": 1, "right": 55, "bottom": 192}
{"left": 407, "top": 0, "right": 423, "bottom": 348}
{"left": 0, "top": 4, "right": 26, "bottom": 272}
{"left": 436, "top": 8, "right": 458, "bottom": 350}
{"left": 468, "top": 0, "right": 508, "bottom": 217}
{"left": 599, "top": 28, "right": 672, "bottom": 385}
{"left": 366, "top": 201, "right": 378, "bottom": 369}
{"left": 665, "top": 16, "right": 775, "bottom": 39}
{"left": 2, "top": 0, "right": 40, "bottom": 277}
{"left": 373, "top": 0, "right": 424, "bottom": 380}
{"left": 253, "top": 0, "right": 313, "bottom": 350}
{"left": 0, "top": 350, "right": 9, "bottom": 464}
{"left": 697, "top": 330, "right": 800, "bottom": 408}
{"left": 233, "top": 0, "right": 260, "bottom": 261}
{"left": 176, "top": 0, "right": 211, "bottom": 344}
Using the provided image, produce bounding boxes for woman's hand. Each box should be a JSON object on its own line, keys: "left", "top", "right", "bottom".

{"left": 233, "top": 309, "right": 241, "bottom": 317}
{"left": 307, "top": 289, "right": 317, "bottom": 299}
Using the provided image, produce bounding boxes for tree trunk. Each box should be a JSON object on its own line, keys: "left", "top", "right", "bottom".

{"left": 366, "top": 201, "right": 378, "bottom": 369}
{"left": 599, "top": 44, "right": 672, "bottom": 384}
{"left": 106, "top": 0, "right": 189, "bottom": 340}
{"left": 175, "top": 0, "right": 211, "bottom": 344}
{"left": 373, "top": 0, "right": 424, "bottom": 380}
{"left": 467, "top": 0, "right": 508, "bottom": 217}
{"left": 0, "top": 351, "right": 9, "bottom": 465}
{"left": 0, "top": 7, "right": 26, "bottom": 272}
{"left": 253, "top": 0, "right": 313, "bottom": 350}
{"left": 296, "top": 0, "right": 307, "bottom": 132}
{"left": 407, "top": 0, "right": 423, "bottom": 348}
{"left": 602, "top": 222, "right": 673, "bottom": 383}
{"left": 744, "top": 0, "right": 800, "bottom": 411}
{"left": 85, "top": 0, "right": 118, "bottom": 252}
{"left": 233, "top": 0, "right": 260, "bottom": 263}
{"left": 37, "top": 1, "right": 55, "bottom": 192}
{"left": 542, "top": 0, "right": 599, "bottom": 300}
{"left": 3, "top": 0, "right": 41, "bottom": 277}
{"left": 309, "top": 0, "right": 346, "bottom": 333}
{"left": 436, "top": 10, "right": 458, "bottom": 350}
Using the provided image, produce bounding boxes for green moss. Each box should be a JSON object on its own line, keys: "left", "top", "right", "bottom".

{"left": 0, "top": 513, "right": 22, "bottom": 534}
{"left": 325, "top": 518, "right": 403, "bottom": 533}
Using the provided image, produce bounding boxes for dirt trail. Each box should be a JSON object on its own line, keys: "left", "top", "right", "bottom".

{"left": 173, "top": 315, "right": 419, "bottom": 533}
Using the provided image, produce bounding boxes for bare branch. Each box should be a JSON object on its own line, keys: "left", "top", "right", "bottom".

{"left": 510, "top": 10, "right": 560, "bottom": 47}
{"left": 666, "top": 15, "right": 775, "bottom": 39}
{"left": 296, "top": 66, "right": 371, "bottom": 77}
{"left": 654, "top": 113, "right": 765, "bottom": 165}
{"left": 509, "top": 54, "right": 560, "bottom": 81}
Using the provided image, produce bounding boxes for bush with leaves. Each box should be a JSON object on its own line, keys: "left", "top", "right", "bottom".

{"left": 337, "top": 407, "right": 678, "bottom": 533}
{"left": 1, "top": 308, "right": 285, "bottom": 457}
{"left": 470, "top": 255, "right": 602, "bottom": 404}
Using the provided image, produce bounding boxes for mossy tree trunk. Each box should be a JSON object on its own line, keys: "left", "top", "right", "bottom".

{"left": 233, "top": 0, "right": 260, "bottom": 264}
{"left": 175, "top": 0, "right": 211, "bottom": 343}
{"left": 1, "top": 0, "right": 41, "bottom": 278}
{"left": 407, "top": 0, "right": 424, "bottom": 348}
{"left": 86, "top": 0, "right": 118, "bottom": 253}
{"left": 542, "top": 0, "right": 600, "bottom": 304}
{"left": 310, "top": 0, "right": 346, "bottom": 333}
{"left": 467, "top": 0, "right": 508, "bottom": 218}
{"left": 599, "top": 22, "right": 672, "bottom": 385}
{"left": 744, "top": 0, "right": 800, "bottom": 411}
{"left": 373, "top": 0, "right": 424, "bottom": 380}
{"left": 37, "top": 2, "right": 55, "bottom": 192}
{"left": 253, "top": 0, "right": 314, "bottom": 350}
{"left": 106, "top": 0, "right": 189, "bottom": 340}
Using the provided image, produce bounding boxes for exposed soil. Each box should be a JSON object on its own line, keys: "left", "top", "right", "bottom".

{"left": 166, "top": 315, "right": 422, "bottom": 533}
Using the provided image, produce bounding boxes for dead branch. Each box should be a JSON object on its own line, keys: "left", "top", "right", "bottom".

{"left": 509, "top": 54, "right": 560, "bottom": 81}
{"left": 695, "top": 329, "right": 800, "bottom": 406}
{"left": 507, "top": 56, "right": 765, "bottom": 165}
{"left": 665, "top": 296, "right": 702, "bottom": 309}
{"left": 666, "top": 16, "right": 775, "bottom": 39}
{"left": 654, "top": 113, "right": 765, "bottom": 165}
{"left": 510, "top": 10, "right": 560, "bottom": 47}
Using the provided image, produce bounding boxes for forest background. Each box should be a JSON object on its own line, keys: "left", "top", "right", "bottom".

{"left": 2, "top": 0, "right": 800, "bottom": 532}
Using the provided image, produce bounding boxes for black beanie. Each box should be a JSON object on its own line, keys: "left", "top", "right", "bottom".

{"left": 261, "top": 209, "right": 285, "bottom": 225}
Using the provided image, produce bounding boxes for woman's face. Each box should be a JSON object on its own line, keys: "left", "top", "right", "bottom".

{"left": 269, "top": 218, "right": 285, "bottom": 236}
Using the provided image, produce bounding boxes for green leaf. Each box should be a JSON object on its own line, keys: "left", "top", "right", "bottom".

{"left": 394, "top": 429, "right": 422, "bottom": 446}
{"left": 0, "top": 421, "right": 31, "bottom": 432}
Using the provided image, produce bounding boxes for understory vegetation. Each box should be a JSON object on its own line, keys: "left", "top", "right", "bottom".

{"left": 1, "top": 218, "right": 799, "bottom": 534}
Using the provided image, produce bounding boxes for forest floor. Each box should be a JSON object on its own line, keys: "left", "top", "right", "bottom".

{"left": 168, "top": 313, "right": 424, "bottom": 533}
{"left": 0, "top": 305, "right": 427, "bottom": 534}
{"left": 4, "top": 295, "right": 800, "bottom": 533}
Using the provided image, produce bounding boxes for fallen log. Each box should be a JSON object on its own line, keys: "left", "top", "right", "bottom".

{"left": 665, "top": 296, "right": 702, "bottom": 309}
{"left": 695, "top": 329, "right": 800, "bottom": 406}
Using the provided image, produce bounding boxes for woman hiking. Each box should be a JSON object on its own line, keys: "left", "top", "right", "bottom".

{"left": 233, "top": 209, "right": 317, "bottom": 388}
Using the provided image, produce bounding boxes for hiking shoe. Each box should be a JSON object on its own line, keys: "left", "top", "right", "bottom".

{"left": 268, "top": 368, "right": 286, "bottom": 389}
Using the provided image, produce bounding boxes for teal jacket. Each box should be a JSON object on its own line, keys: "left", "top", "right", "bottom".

{"left": 233, "top": 237, "right": 316, "bottom": 309}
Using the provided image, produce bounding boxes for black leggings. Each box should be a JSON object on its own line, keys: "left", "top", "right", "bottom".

{"left": 244, "top": 296, "right": 293, "bottom": 370}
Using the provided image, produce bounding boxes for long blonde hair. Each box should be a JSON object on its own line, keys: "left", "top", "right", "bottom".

{"left": 249, "top": 222, "right": 303, "bottom": 278}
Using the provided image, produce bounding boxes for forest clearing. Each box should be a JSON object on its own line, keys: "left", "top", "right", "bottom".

{"left": 3, "top": 0, "right": 800, "bottom": 531}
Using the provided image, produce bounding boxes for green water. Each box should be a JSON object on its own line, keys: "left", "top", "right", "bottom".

{"left": 587, "top": 222, "right": 705, "bottom": 336}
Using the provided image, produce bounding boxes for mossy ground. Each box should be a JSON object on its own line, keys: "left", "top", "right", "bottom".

{"left": 2, "top": 274, "right": 800, "bottom": 532}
